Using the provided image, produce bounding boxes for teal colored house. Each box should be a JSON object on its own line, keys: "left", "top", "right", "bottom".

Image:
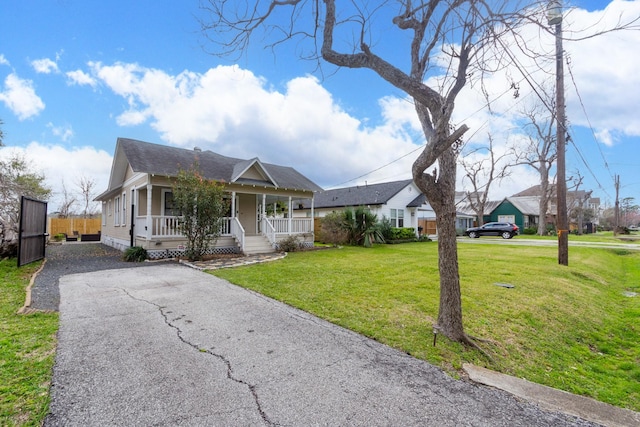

{"left": 486, "top": 197, "right": 541, "bottom": 231}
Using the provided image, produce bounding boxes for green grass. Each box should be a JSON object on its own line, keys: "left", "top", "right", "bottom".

{"left": 212, "top": 242, "right": 640, "bottom": 411}
{"left": 0, "top": 260, "right": 58, "bottom": 427}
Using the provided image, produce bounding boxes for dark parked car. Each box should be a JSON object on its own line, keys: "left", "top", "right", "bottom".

{"left": 464, "top": 222, "right": 519, "bottom": 239}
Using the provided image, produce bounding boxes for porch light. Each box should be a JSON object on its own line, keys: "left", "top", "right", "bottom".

{"left": 547, "top": 0, "right": 562, "bottom": 25}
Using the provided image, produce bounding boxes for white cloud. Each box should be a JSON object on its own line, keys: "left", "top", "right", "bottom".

{"left": 63, "top": 0, "right": 637, "bottom": 198}
{"left": 81, "top": 62, "right": 421, "bottom": 188}
{"left": 563, "top": 0, "right": 640, "bottom": 139}
{"left": 429, "top": 0, "right": 640, "bottom": 198}
{"left": 66, "top": 69, "right": 97, "bottom": 87}
{"left": 47, "top": 122, "right": 74, "bottom": 142}
{"left": 0, "top": 73, "right": 45, "bottom": 120}
{"left": 0, "top": 143, "right": 112, "bottom": 214}
{"left": 0, "top": 54, "right": 9, "bottom": 66}
{"left": 31, "top": 57, "right": 59, "bottom": 74}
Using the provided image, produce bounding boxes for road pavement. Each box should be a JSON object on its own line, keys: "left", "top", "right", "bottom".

{"left": 44, "top": 264, "right": 604, "bottom": 426}
{"left": 457, "top": 237, "right": 640, "bottom": 251}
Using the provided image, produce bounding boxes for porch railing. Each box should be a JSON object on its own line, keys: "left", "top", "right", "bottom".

{"left": 262, "top": 217, "right": 276, "bottom": 246}
{"left": 134, "top": 216, "right": 311, "bottom": 244}
{"left": 230, "top": 217, "right": 245, "bottom": 252}
{"left": 135, "top": 216, "right": 233, "bottom": 238}
{"left": 267, "top": 218, "right": 313, "bottom": 234}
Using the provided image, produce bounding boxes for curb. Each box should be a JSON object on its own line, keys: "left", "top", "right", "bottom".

{"left": 463, "top": 363, "right": 640, "bottom": 427}
{"left": 17, "top": 258, "right": 47, "bottom": 315}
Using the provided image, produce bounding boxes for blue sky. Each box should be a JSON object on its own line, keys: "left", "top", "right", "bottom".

{"left": 1, "top": 0, "right": 639, "bottom": 214}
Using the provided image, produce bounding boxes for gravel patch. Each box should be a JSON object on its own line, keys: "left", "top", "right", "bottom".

{"left": 29, "top": 243, "right": 175, "bottom": 311}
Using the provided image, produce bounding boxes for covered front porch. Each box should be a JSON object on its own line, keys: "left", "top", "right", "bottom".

{"left": 132, "top": 182, "right": 315, "bottom": 258}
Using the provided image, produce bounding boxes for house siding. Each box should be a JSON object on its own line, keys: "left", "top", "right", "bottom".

{"left": 97, "top": 138, "right": 321, "bottom": 257}
{"left": 490, "top": 201, "right": 524, "bottom": 230}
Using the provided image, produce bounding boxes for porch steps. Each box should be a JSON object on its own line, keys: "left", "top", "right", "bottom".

{"left": 242, "top": 235, "right": 276, "bottom": 255}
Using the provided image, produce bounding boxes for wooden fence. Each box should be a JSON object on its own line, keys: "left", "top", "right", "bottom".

{"left": 418, "top": 219, "right": 437, "bottom": 236}
{"left": 48, "top": 217, "right": 102, "bottom": 237}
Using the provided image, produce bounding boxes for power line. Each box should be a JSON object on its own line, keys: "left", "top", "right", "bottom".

{"left": 325, "top": 79, "right": 530, "bottom": 190}
{"left": 324, "top": 141, "right": 424, "bottom": 189}
{"left": 565, "top": 55, "right": 614, "bottom": 181}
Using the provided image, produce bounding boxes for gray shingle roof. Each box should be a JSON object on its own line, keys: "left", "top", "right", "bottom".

{"left": 507, "top": 196, "right": 540, "bottom": 215}
{"left": 297, "top": 179, "right": 413, "bottom": 209}
{"left": 121, "top": 137, "right": 321, "bottom": 191}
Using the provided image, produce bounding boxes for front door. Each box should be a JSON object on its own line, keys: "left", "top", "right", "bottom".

{"left": 237, "top": 193, "right": 257, "bottom": 234}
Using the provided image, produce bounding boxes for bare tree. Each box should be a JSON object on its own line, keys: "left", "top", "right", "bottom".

{"left": 198, "top": 0, "right": 546, "bottom": 345}
{"left": 511, "top": 100, "right": 557, "bottom": 235}
{"left": 199, "top": 0, "right": 637, "bottom": 344}
{"left": 460, "top": 135, "right": 512, "bottom": 226}
{"left": 57, "top": 179, "right": 77, "bottom": 219}
{"left": 567, "top": 170, "right": 592, "bottom": 235}
{"left": 77, "top": 175, "right": 97, "bottom": 218}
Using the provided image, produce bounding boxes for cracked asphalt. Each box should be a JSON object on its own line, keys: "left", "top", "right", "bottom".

{"left": 44, "top": 263, "right": 600, "bottom": 426}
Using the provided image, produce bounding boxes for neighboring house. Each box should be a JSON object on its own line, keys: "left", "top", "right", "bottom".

{"left": 512, "top": 185, "right": 600, "bottom": 231}
{"left": 294, "top": 179, "right": 436, "bottom": 236}
{"left": 485, "top": 196, "right": 541, "bottom": 231}
{"left": 453, "top": 192, "right": 499, "bottom": 233}
{"left": 96, "top": 138, "right": 322, "bottom": 259}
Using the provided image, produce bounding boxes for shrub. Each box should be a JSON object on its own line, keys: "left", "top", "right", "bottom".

{"left": 522, "top": 227, "right": 537, "bottom": 235}
{"left": 319, "top": 212, "right": 349, "bottom": 246}
{"left": 379, "top": 216, "right": 394, "bottom": 241}
{"left": 390, "top": 227, "right": 416, "bottom": 240}
{"left": 53, "top": 233, "right": 65, "bottom": 242}
{"left": 123, "top": 246, "right": 147, "bottom": 262}
{"left": 278, "top": 235, "right": 303, "bottom": 252}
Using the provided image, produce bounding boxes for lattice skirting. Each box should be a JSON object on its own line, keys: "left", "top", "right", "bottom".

{"left": 147, "top": 246, "right": 241, "bottom": 260}
{"left": 274, "top": 241, "right": 314, "bottom": 250}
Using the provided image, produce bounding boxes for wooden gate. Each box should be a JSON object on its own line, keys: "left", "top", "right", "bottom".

{"left": 17, "top": 196, "right": 48, "bottom": 267}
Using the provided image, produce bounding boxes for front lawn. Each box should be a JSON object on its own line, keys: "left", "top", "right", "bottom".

{"left": 0, "top": 260, "right": 58, "bottom": 427}
{"left": 212, "top": 242, "right": 640, "bottom": 411}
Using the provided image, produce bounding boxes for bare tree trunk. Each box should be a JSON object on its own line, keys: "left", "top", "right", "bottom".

{"left": 414, "top": 132, "right": 467, "bottom": 342}
{"left": 538, "top": 170, "right": 549, "bottom": 236}
{"left": 432, "top": 171, "right": 464, "bottom": 340}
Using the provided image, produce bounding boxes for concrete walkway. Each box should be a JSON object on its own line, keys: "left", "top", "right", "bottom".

{"left": 44, "top": 264, "right": 606, "bottom": 426}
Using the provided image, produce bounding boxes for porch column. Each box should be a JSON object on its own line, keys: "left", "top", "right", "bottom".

{"left": 311, "top": 196, "right": 315, "bottom": 235}
{"left": 288, "top": 196, "right": 292, "bottom": 235}
{"left": 231, "top": 191, "right": 236, "bottom": 218}
{"left": 146, "top": 184, "right": 152, "bottom": 240}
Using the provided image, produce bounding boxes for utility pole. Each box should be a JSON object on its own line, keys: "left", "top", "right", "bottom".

{"left": 614, "top": 174, "right": 620, "bottom": 235}
{"left": 548, "top": 1, "right": 568, "bottom": 265}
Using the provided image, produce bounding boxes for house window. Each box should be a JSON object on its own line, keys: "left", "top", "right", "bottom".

{"left": 114, "top": 196, "right": 120, "bottom": 226}
{"left": 121, "top": 192, "right": 126, "bottom": 226}
{"left": 102, "top": 203, "right": 106, "bottom": 226}
{"left": 163, "top": 190, "right": 175, "bottom": 216}
{"left": 390, "top": 209, "right": 405, "bottom": 227}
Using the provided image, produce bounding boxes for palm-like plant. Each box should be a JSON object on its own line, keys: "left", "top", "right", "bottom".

{"left": 343, "top": 206, "right": 385, "bottom": 247}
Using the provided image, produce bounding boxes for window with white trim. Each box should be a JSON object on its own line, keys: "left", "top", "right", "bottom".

{"left": 102, "top": 203, "right": 106, "bottom": 226}
{"left": 162, "top": 189, "right": 176, "bottom": 216}
{"left": 121, "top": 192, "right": 127, "bottom": 226}
{"left": 114, "top": 196, "right": 120, "bottom": 226}
{"left": 390, "top": 209, "right": 404, "bottom": 227}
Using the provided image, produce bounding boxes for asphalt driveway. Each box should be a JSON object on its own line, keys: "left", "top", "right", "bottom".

{"left": 44, "top": 263, "right": 598, "bottom": 426}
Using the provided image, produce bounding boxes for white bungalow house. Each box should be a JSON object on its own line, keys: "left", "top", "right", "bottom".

{"left": 96, "top": 138, "right": 322, "bottom": 259}
{"left": 294, "top": 179, "right": 436, "bottom": 237}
